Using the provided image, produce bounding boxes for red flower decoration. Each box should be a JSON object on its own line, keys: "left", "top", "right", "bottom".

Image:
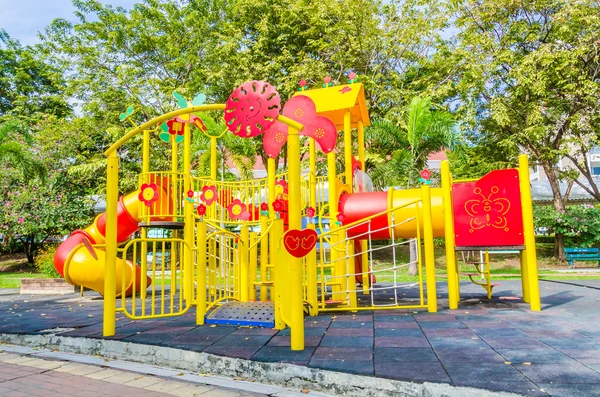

{"left": 224, "top": 81, "right": 281, "bottom": 138}
{"left": 260, "top": 202, "right": 269, "bottom": 212}
{"left": 200, "top": 185, "right": 217, "bottom": 205}
{"left": 272, "top": 198, "right": 285, "bottom": 212}
{"left": 187, "top": 190, "right": 194, "bottom": 198}
{"left": 275, "top": 179, "right": 288, "bottom": 197}
{"left": 299, "top": 79, "right": 307, "bottom": 87}
{"left": 167, "top": 118, "right": 185, "bottom": 136}
{"left": 307, "top": 207, "right": 316, "bottom": 217}
{"left": 323, "top": 76, "right": 331, "bottom": 84}
{"left": 197, "top": 204, "right": 207, "bottom": 216}
{"left": 348, "top": 72, "right": 357, "bottom": 80}
{"left": 227, "top": 198, "right": 247, "bottom": 220}
{"left": 420, "top": 169, "right": 432, "bottom": 180}
{"left": 336, "top": 213, "right": 346, "bottom": 223}
{"left": 139, "top": 183, "right": 159, "bottom": 207}
{"left": 263, "top": 96, "right": 337, "bottom": 158}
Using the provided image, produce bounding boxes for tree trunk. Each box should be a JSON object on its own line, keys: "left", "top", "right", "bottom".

{"left": 544, "top": 165, "right": 567, "bottom": 263}
{"left": 23, "top": 240, "right": 35, "bottom": 265}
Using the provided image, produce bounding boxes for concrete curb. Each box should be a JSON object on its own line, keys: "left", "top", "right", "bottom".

{"left": 0, "top": 333, "right": 523, "bottom": 397}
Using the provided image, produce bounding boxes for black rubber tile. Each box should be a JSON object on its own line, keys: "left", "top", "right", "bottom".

{"left": 434, "top": 347, "right": 507, "bottom": 363}
{"left": 252, "top": 346, "right": 316, "bottom": 363}
{"left": 309, "top": 359, "right": 373, "bottom": 376}
{"left": 374, "top": 347, "right": 438, "bottom": 362}
{"left": 375, "top": 361, "right": 450, "bottom": 383}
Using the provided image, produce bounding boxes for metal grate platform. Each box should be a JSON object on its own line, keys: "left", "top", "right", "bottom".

{"left": 205, "top": 301, "right": 274, "bottom": 327}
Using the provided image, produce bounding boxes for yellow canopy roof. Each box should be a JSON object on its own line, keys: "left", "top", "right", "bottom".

{"left": 293, "top": 83, "right": 370, "bottom": 129}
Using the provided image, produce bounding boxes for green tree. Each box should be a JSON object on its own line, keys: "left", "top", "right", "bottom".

{"left": 449, "top": 0, "right": 600, "bottom": 261}
{"left": 40, "top": 0, "right": 452, "bottom": 189}
{"left": 0, "top": 121, "right": 46, "bottom": 181}
{"left": 0, "top": 29, "right": 70, "bottom": 119}
{"left": 0, "top": 170, "right": 94, "bottom": 264}
{"left": 366, "top": 96, "right": 456, "bottom": 189}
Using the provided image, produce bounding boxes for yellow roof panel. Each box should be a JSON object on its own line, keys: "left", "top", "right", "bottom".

{"left": 293, "top": 83, "right": 370, "bottom": 129}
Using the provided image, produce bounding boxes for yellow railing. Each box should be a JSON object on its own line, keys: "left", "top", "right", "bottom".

{"left": 117, "top": 237, "right": 193, "bottom": 320}
{"left": 311, "top": 185, "right": 437, "bottom": 313}
{"left": 138, "top": 172, "right": 186, "bottom": 224}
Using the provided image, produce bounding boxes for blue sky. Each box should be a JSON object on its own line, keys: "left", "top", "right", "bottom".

{"left": 0, "top": 0, "right": 138, "bottom": 46}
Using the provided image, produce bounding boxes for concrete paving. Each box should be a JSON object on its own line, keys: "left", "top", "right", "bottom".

{"left": 1, "top": 280, "right": 600, "bottom": 396}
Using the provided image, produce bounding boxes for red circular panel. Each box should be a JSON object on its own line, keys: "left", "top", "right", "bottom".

{"left": 224, "top": 81, "right": 281, "bottom": 138}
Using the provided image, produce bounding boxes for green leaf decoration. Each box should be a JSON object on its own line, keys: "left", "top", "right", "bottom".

{"left": 175, "top": 135, "right": 184, "bottom": 143}
{"left": 191, "top": 94, "right": 206, "bottom": 106}
{"left": 159, "top": 132, "right": 171, "bottom": 143}
{"left": 160, "top": 122, "right": 169, "bottom": 132}
{"left": 119, "top": 105, "right": 134, "bottom": 121}
{"left": 173, "top": 91, "right": 188, "bottom": 109}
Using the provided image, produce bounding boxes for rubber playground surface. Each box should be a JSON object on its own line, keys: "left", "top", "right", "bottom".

{"left": 2, "top": 280, "right": 600, "bottom": 397}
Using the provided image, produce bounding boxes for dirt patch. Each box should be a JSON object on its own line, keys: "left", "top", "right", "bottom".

{"left": 0, "top": 254, "right": 30, "bottom": 272}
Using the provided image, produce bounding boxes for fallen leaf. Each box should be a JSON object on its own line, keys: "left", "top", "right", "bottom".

{"left": 523, "top": 362, "right": 531, "bottom": 365}
{"left": 504, "top": 361, "right": 512, "bottom": 365}
{"left": 301, "top": 388, "right": 310, "bottom": 394}
{"left": 233, "top": 377, "right": 244, "bottom": 381}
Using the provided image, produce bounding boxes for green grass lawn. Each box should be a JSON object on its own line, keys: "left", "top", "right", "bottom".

{"left": 0, "top": 272, "right": 52, "bottom": 288}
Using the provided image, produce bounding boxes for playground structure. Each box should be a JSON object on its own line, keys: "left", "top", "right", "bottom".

{"left": 54, "top": 78, "right": 541, "bottom": 351}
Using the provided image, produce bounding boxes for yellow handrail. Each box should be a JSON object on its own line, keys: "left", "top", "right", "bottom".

{"left": 318, "top": 196, "right": 423, "bottom": 240}
{"left": 248, "top": 221, "right": 275, "bottom": 251}
{"left": 104, "top": 104, "right": 226, "bottom": 156}
{"left": 204, "top": 220, "right": 241, "bottom": 239}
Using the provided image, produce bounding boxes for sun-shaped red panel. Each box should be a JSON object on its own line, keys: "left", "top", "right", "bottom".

{"left": 224, "top": 81, "right": 281, "bottom": 138}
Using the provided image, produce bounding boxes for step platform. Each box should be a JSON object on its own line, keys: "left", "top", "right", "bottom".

{"left": 205, "top": 301, "right": 274, "bottom": 327}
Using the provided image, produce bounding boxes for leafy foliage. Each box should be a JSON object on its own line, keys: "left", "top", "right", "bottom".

{"left": 365, "top": 97, "right": 456, "bottom": 188}
{"left": 0, "top": 171, "right": 94, "bottom": 264}
{"left": 534, "top": 205, "right": 600, "bottom": 248}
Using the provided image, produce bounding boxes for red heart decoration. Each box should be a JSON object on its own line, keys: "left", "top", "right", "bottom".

{"left": 283, "top": 229, "right": 318, "bottom": 258}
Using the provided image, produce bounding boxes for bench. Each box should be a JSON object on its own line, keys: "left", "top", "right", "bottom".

{"left": 565, "top": 248, "right": 600, "bottom": 268}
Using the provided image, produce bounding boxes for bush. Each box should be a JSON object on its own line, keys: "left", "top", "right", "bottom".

{"left": 34, "top": 244, "right": 60, "bottom": 278}
{"left": 534, "top": 204, "right": 600, "bottom": 248}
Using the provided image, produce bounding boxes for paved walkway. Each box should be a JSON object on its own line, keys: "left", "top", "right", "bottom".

{"left": 1, "top": 280, "right": 600, "bottom": 396}
{"left": 0, "top": 350, "right": 264, "bottom": 397}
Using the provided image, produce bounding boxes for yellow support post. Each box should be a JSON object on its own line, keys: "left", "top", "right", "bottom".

{"left": 183, "top": 117, "right": 194, "bottom": 303}
{"left": 357, "top": 120, "right": 369, "bottom": 294}
{"left": 343, "top": 110, "right": 353, "bottom": 191}
{"left": 441, "top": 160, "right": 459, "bottom": 309}
{"left": 140, "top": 129, "right": 150, "bottom": 303}
{"left": 422, "top": 184, "right": 438, "bottom": 313}
{"left": 249, "top": 231, "right": 258, "bottom": 301}
{"left": 240, "top": 225, "right": 249, "bottom": 302}
{"left": 327, "top": 151, "right": 340, "bottom": 299}
{"left": 307, "top": 139, "right": 318, "bottom": 315}
{"left": 268, "top": 158, "right": 276, "bottom": 220}
{"left": 196, "top": 221, "right": 207, "bottom": 325}
{"left": 260, "top": 215, "right": 269, "bottom": 301}
{"left": 519, "top": 250, "right": 530, "bottom": 302}
{"left": 287, "top": 125, "right": 304, "bottom": 351}
{"left": 210, "top": 136, "right": 217, "bottom": 181}
{"left": 272, "top": 218, "right": 285, "bottom": 329}
{"left": 103, "top": 153, "right": 118, "bottom": 336}
{"left": 518, "top": 154, "right": 541, "bottom": 311}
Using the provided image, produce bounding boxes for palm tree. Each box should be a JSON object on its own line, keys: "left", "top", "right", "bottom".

{"left": 0, "top": 121, "right": 46, "bottom": 181}
{"left": 366, "top": 96, "right": 456, "bottom": 189}
{"left": 366, "top": 96, "right": 456, "bottom": 274}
